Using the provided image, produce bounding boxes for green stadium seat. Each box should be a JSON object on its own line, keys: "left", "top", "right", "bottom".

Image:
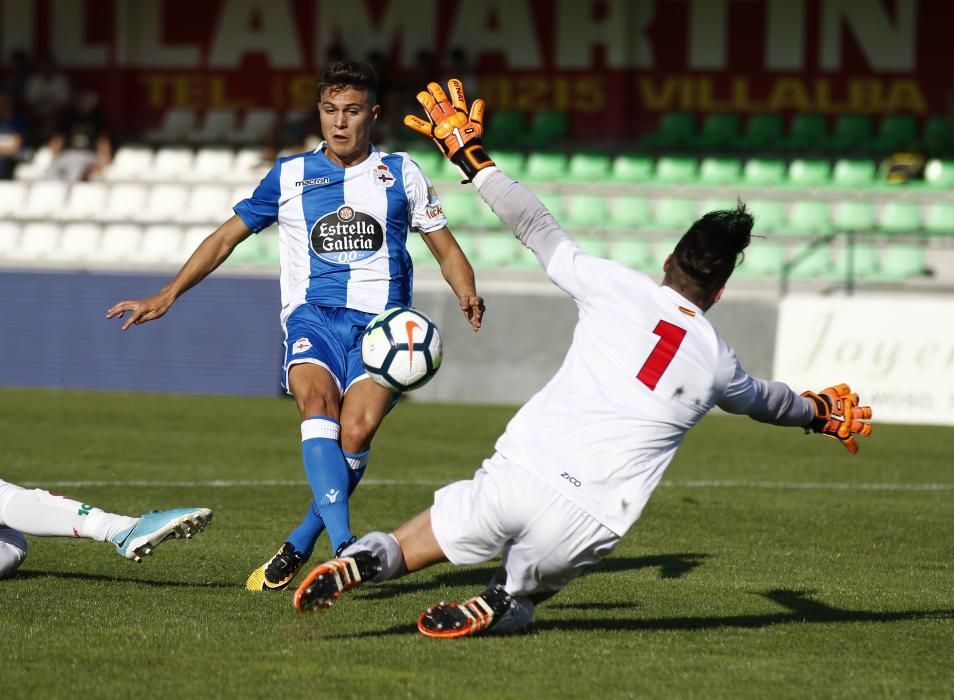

{"left": 564, "top": 195, "right": 609, "bottom": 230}
{"left": 783, "top": 200, "right": 832, "bottom": 236}
{"left": 653, "top": 198, "right": 696, "bottom": 230}
{"left": 483, "top": 110, "right": 525, "bottom": 148}
{"left": 736, "top": 242, "right": 785, "bottom": 278}
{"left": 227, "top": 234, "right": 263, "bottom": 265}
{"left": 831, "top": 243, "right": 880, "bottom": 281}
{"left": 831, "top": 159, "right": 876, "bottom": 188}
{"left": 748, "top": 199, "right": 786, "bottom": 235}
{"left": 523, "top": 152, "right": 568, "bottom": 181}
{"left": 782, "top": 114, "right": 828, "bottom": 150}
{"left": 786, "top": 243, "right": 832, "bottom": 278}
{"left": 405, "top": 233, "right": 439, "bottom": 269}
{"left": 922, "top": 159, "right": 954, "bottom": 188}
{"left": 654, "top": 156, "right": 698, "bottom": 185}
{"left": 872, "top": 115, "right": 918, "bottom": 153}
{"left": 733, "top": 114, "right": 784, "bottom": 150}
{"left": 876, "top": 243, "right": 926, "bottom": 281}
{"left": 923, "top": 117, "right": 953, "bottom": 154}
{"left": 610, "top": 238, "right": 652, "bottom": 270}
{"left": 611, "top": 154, "right": 654, "bottom": 183}
{"left": 525, "top": 111, "right": 569, "bottom": 148}
{"left": 650, "top": 238, "right": 680, "bottom": 272}
{"left": 436, "top": 157, "right": 464, "bottom": 181}
{"left": 878, "top": 202, "right": 922, "bottom": 235}
{"left": 742, "top": 158, "right": 786, "bottom": 186}
{"left": 490, "top": 151, "right": 526, "bottom": 179}
{"left": 566, "top": 152, "right": 612, "bottom": 182}
{"left": 640, "top": 112, "right": 695, "bottom": 149}
{"left": 607, "top": 197, "right": 652, "bottom": 230}
{"left": 472, "top": 198, "right": 502, "bottom": 229}
{"left": 537, "top": 192, "right": 565, "bottom": 220}
{"left": 258, "top": 229, "right": 280, "bottom": 265}
{"left": 575, "top": 235, "right": 609, "bottom": 258}
{"left": 405, "top": 149, "right": 442, "bottom": 175}
{"left": 689, "top": 113, "right": 740, "bottom": 149}
{"left": 701, "top": 198, "right": 738, "bottom": 214}
{"left": 439, "top": 190, "right": 477, "bottom": 223}
{"left": 923, "top": 202, "right": 954, "bottom": 236}
{"left": 452, "top": 231, "right": 478, "bottom": 261}
{"left": 475, "top": 232, "right": 521, "bottom": 268}
{"left": 831, "top": 201, "right": 876, "bottom": 232}
{"left": 698, "top": 157, "right": 742, "bottom": 186}
{"left": 787, "top": 158, "right": 831, "bottom": 188}
{"left": 825, "top": 115, "right": 872, "bottom": 152}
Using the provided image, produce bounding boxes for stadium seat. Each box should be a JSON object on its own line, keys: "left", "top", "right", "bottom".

{"left": 831, "top": 242, "right": 879, "bottom": 281}
{"left": 0, "top": 181, "right": 27, "bottom": 219}
{"left": 537, "top": 192, "right": 565, "bottom": 220}
{"left": 689, "top": 113, "right": 740, "bottom": 149}
{"left": 146, "top": 108, "right": 197, "bottom": 144}
{"left": 922, "top": 159, "right": 954, "bottom": 188}
{"left": 228, "top": 148, "right": 270, "bottom": 184}
{"left": 229, "top": 108, "right": 278, "bottom": 146}
{"left": 564, "top": 195, "right": 608, "bottom": 230}
{"left": 439, "top": 190, "right": 477, "bottom": 225}
{"left": 18, "top": 181, "right": 69, "bottom": 220}
{"left": 257, "top": 225, "right": 281, "bottom": 266}
{"left": 786, "top": 242, "right": 832, "bottom": 279}
{"left": 650, "top": 238, "right": 679, "bottom": 272}
{"left": 783, "top": 200, "right": 832, "bottom": 236}
{"left": 470, "top": 197, "right": 502, "bottom": 229}
{"left": 140, "top": 184, "right": 189, "bottom": 223}
{"left": 140, "top": 225, "right": 186, "bottom": 264}
{"left": 782, "top": 114, "right": 828, "bottom": 151}
{"left": 0, "top": 221, "right": 20, "bottom": 258}
{"left": 490, "top": 151, "right": 526, "bottom": 180}
{"left": 733, "top": 114, "right": 784, "bottom": 150}
{"left": 736, "top": 241, "right": 785, "bottom": 278}
{"left": 189, "top": 109, "right": 238, "bottom": 145}
{"left": 872, "top": 115, "right": 918, "bottom": 153}
{"left": 701, "top": 198, "right": 738, "bottom": 215}
{"left": 56, "top": 181, "right": 109, "bottom": 222}
{"left": 748, "top": 199, "right": 786, "bottom": 236}
{"left": 188, "top": 148, "right": 235, "bottom": 182}
{"left": 742, "top": 158, "right": 786, "bottom": 187}
{"left": 831, "top": 159, "right": 876, "bottom": 188}
{"left": 606, "top": 197, "right": 652, "bottom": 230}
{"left": 787, "top": 158, "right": 831, "bottom": 188}
{"left": 922, "top": 203, "right": 954, "bottom": 236}
{"left": 922, "top": 117, "right": 953, "bottom": 155}
{"left": 525, "top": 111, "right": 568, "bottom": 148}
{"left": 103, "top": 146, "right": 154, "bottom": 182}
{"left": 181, "top": 185, "right": 232, "bottom": 225}
{"left": 640, "top": 112, "right": 695, "bottom": 149}
{"left": 566, "top": 153, "right": 612, "bottom": 182}
{"left": 405, "top": 149, "right": 442, "bottom": 175}
{"left": 14, "top": 222, "right": 61, "bottom": 262}
{"left": 610, "top": 154, "right": 653, "bottom": 183}
{"left": 825, "top": 115, "right": 872, "bottom": 152}
{"left": 698, "top": 157, "right": 742, "bottom": 186}
{"left": 181, "top": 224, "right": 210, "bottom": 258}
{"left": 483, "top": 111, "right": 525, "bottom": 148}
{"left": 610, "top": 238, "right": 652, "bottom": 270}
{"left": 99, "top": 183, "right": 148, "bottom": 223}
{"left": 523, "top": 152, "right": 568, "bottom": 181}
{"left": 653, "top": 198, "right": 696, "bottom": 230}
{"left": 450, "top": 231, "right": 478, "bottom": 262}
{"left": 831, "top": 201, "right": 876, "bottom": 233}
{"left": 575, "top": 235, "right": 609, "bottom": 258}
{"left": 149, "top": 148, "right": 195, "bottom": 181}
{"left": 876, "top": 243, "right": 926, "bottom": 281}
{"left": 653, "top": 156, "right": 698, "bottom": 185}
{"left": 98, "top": 224, "right": 143, "bottom": 264}
{"left": 53, "top": 223, "right": 101, "bottom": 263}
{"left": 13, "top": 146, "right": 53, "bottom": 180}
{"left": 878, "top": 202, "right": 922, "bottom": 235}
{"left": 475, "top": 232, "right": 522, "bottom": 268}
{"left": 224, "top": 231, "right": 262, "bottom": 266}
{"left": 405, "top": 232, "right": 438, "bottom": 269}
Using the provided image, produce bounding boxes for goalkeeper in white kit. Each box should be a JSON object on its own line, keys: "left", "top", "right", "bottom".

{"left": 290, "top": 80, "right": 874, "bottom": 637}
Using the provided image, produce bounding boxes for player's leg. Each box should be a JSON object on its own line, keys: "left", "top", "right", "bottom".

{"left": 0, "top": 528, "right": 28, "bottom": 579}
{"left": 0, "top": 479, "right": 212, "bottom": 563}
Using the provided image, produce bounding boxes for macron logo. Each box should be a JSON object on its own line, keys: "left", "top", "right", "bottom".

{"left": 325, "top": 489, "right": 340, "bottom": 504}
{"left": 296, "top": 177, "right": 330, "bottom": 187}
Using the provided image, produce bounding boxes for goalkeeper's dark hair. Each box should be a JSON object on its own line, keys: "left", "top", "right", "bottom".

{"left": 666, "top": 202, "right": 753, "bottom": 300}
{"left": 318, "top": 60, "right": 378, "bottom": 104}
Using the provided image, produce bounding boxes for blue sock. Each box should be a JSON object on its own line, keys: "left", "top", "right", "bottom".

{"left": 299, "top": 416, "right": 352, "bottom": 554}
{"left": 286, "top": 450, "right": 369, "bottom": 558}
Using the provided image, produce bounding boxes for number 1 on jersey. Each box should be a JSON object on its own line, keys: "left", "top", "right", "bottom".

{"left": 637, "top": 321, "right": 687, "bottom": 390}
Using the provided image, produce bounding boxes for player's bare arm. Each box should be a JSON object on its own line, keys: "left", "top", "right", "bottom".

{"left": 106, "top": 215, "right": 252, "bottom": 330}
{"left": 420, "top": 227, "right": 484, "bottom": 331}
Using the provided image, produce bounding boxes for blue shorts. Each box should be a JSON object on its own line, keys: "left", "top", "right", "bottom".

{"left": 282, "top": 304, "right": 377, "bottom": 395}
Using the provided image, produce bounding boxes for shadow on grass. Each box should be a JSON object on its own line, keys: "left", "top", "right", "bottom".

{"left": 332, "top": 589, "right": 954, "bottom": 639}
{"left": 11, "top": 569, "right": 236, "bottom": 589}
{"left": 356, "top": 553, "right": 708, "bottom": 602}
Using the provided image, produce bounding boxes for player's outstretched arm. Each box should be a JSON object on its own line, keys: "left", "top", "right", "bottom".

{"left": 801, "top": 383, "right": 873, "bottom": 455}
{"left": 106, "top": 215, "right": 252, "bottom": 330}
{"left": 419, "top": 228, "right": 484, "bottom": 331}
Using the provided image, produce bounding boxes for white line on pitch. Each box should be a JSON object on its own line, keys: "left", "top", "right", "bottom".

{"left": 16, "top": 479, "right": 954, "bottom": 492}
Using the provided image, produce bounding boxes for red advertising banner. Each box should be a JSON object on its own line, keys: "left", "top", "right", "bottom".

{"left": 1, "top": 0, "right": 949, "bottom": 140}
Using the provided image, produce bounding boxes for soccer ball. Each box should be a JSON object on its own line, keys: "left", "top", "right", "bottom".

{"left": 361, "top": 307, "right": 443, "bottom": 392}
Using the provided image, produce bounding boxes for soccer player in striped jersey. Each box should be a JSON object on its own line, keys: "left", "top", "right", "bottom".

{"left": 106, "top": 62, "right": 484, "bottom": 592}
{"left": 0, "top": 479, "right": 211, "bottom": 578}
{"left": 290, "top": 80, "right": 873, "bottom": 637}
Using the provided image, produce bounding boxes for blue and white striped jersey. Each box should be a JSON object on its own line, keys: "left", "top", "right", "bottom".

{"left": 234, "top": 143, "right": 447, "bottom": 322}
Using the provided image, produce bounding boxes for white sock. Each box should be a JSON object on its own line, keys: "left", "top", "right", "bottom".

{"left": 344, "top": 531, "right": 407, "bottom": 581}
{"left": 0, "top": 482, "right": 137, "bottom": 542}
{"left": 0, "top": 528, "right": 28, "bottom": 579}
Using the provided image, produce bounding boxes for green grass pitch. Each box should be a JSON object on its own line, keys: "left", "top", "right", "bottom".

{"left": 1, "top": 387, "right": 952, "bottom": 698}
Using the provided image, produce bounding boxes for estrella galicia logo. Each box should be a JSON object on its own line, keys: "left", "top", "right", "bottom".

{"left": 310, "top": 205, "right": 384, "bottom": 264}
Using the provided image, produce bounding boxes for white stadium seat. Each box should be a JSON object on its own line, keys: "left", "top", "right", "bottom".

{"left": 99, "top": 183, "right": 148, "bottom": 222}
{"left": 146, "top": 108, "right": 196, "bottom": 144}
{"left": 140, "top": 183, "right": 189, "bottom": 223}
{"left": 141, "top": 224, "right": 185, "bottom": 264}
{"left": 103, "top": 146, "right": 154, "bottom": 182}
{"left": 181, "top": 224, "right": 210, "bottom": 256}
{"left": 17, "top": 181, "right": 69, "bottom": 221}
{"left": 98, "top": 224, "right": 143, "bottom": 264}
{"left": 13, "top": 222, "right": 61, "bottom": 261}
{"left": 148, "top": 147, "right": 195, "bottom": 181}
{"left": 13, "top": 146, "right": 53, "bottom": 181}
{"left": 52, "top": 223, "right": 101, "bottom": 263}
{"left": 181, "top": 184, "right": 232, "bottom": 225}
{"left": 0, "top": 221, "right": 21, "bottom": 259}
{"left": 189, "top": 109, "right": 237, "bottom": 145}
{"left": 57, "top": 181, "right": 109, "bottom": 221}
{"left": 227, "top": 148, "right": 270, "bottom": 184}
{"left": 0, "top": 181, "right": 27, "bottom": 219}
{"left": 229, "top": 108, "right": 278, "bottom": 146}
{"left": 187, "top": 148, "right": 234, "bottom": 182}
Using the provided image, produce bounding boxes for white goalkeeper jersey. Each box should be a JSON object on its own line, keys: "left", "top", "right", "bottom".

{"left": 474, "top": 168, "right": 813, "bottom": 536}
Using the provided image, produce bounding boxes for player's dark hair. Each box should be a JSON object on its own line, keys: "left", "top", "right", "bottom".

{"left": 317, "top": 60, "right": 378, "bottom": 104}
{"left": 666, "top": 202, "right": 753, "bottom": 300}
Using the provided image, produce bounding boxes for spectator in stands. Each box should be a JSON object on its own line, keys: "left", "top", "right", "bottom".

{"left": 45, "top": 85, "right": 112, "bottom": 182}
{"left": 24, "top": 56, "right": 70, "bottom": 142}
{"left": 446, "top": 47, "right": 479, "bottom": 100}
{"left": 0, "top": 90, "right": 28, "bottom": 179}
{"left": 2, "top": 50, "right": 31, "bottom": 105}
{"left": 367, "top": 50, "right": 398, "bottom": 145}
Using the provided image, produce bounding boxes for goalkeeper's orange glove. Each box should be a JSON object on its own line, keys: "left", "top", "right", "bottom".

{"left": 404, "top": 79, "right": 494, "bottom": 182}
{"left": 801, "top": 383, "right": 873, "bottom": 455}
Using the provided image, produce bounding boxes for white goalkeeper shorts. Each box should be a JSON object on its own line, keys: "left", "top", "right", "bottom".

{"left": 430, "top": 452, "right": 618, "bottom": 597}
{"left": 0, "top": 527, "right": 28, "bottom": 579}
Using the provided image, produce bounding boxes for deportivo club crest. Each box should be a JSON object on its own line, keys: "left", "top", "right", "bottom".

{"left": 310, "top": 205, "right": 384, "bottom": 264}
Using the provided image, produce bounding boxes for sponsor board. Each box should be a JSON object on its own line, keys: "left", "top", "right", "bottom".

{"left": 774, "top": 295, "right": 954, "bottom": 426}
